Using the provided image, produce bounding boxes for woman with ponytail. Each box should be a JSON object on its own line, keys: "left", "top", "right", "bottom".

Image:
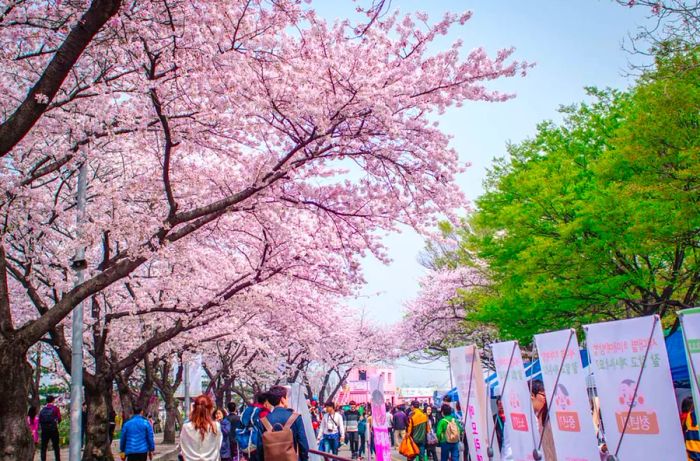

{"left": 180, "top": 395, "right": 223, "bottom": 461}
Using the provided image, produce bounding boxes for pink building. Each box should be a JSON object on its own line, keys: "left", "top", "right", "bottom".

{"left": 336, "top": 367, "right": 397, "bottom": 405}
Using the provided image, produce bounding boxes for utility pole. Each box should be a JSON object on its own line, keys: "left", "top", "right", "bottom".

{"left": 69, "top": 161, "right": 88, "bottom": 461}
{"left": 184, "top": 362, "right": 190, "bottom": 420}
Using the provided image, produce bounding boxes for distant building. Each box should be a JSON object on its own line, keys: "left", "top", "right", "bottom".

{"left": 336, "top": 367, "right": 397, "bottom": 405}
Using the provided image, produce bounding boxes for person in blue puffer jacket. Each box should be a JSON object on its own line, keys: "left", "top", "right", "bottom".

{"left": 119, "top": 405, "right": 156, "bottom": 461}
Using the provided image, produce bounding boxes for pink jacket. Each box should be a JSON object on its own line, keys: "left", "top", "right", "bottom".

{"left": 27, "top": 416, "right": 39, "bottom": 443}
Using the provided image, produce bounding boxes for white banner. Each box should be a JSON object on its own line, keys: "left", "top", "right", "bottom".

{"left": 176, "top": 355, "right": 203, "bottom": 398}
{"left": 289, "top": 383, "right": 321, "bottom": 461}
{"left": 680, "top": 307, "right": 700, "bottom": 408}
{"left": 448, "top": 346, "right": 499, "bottom": 461}
{"left": 491, "top": 341, "right": 538, "bottom": 461}
{"left": 534, "top": 329, "right": 599, "bottom": 461}
{"left": 585, "top": 315, "right": 685, "bottom": 460}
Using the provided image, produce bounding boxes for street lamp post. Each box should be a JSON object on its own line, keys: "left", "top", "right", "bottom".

{"left": 68, "top": 161, "right": 88, "bottom": 461}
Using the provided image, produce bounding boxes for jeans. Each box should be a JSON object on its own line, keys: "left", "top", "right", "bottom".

{"left": 426, "top": 443, "right": 438, "bottom": 461}
{"left": 40, "top": 428, "right": 60, "bottom": 461}
{"left": 321, "top": 434, "right": 340, "bottom": 455}
{"left": 388, "top": 428, "right": 395, "bottom": 447}
{"left": 417, "top": 443, "right": 427, "bottom": 461}
{"left": 440, "top": 442, "right": 459, "bottom": 461}
{"left": 359, "top": 432, "right": 366, "bottom": 457}
{"left": 346, "top": 431, "right": 359, "bottom": 458}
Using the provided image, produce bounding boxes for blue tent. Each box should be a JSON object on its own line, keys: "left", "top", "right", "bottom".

{"left": 441, "top": 329, "right": 690, "bottom": 402}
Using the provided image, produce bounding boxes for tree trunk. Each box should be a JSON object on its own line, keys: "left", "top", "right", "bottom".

{"left": 162, "top": 390, "right": 179, "bottom": 444}
{"left": 214, "top": 384, "right": 224, "bottom": 409}
{"left": 0, "top": 346, "right": 34, "bottom": 461}
{"left": 83, "top": 377, "right": 115, "bottom": 461}
{"left": 30, "top": 344, "right": 42, "bottom": 409}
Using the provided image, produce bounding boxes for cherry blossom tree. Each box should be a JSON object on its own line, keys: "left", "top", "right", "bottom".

{"left": 400, "top": 266, "right": 496, "bottom": 361}
{"left": 0, "top": 1, "right": 527, "bottom": 458}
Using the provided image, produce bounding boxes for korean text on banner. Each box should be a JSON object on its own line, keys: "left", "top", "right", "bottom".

{"left": 585, "top": 315, "right": 685, "bottom": 460}
{"left": 491, "top": 341, "right": 538, "bottom": 461}
{"left": 680, "top": 307, "right": 700, "bottom": 408}
{"left": 534, "top": 329, "right": 599, "bottom": 461}
{"left": 369, "top": 375, "right": 391, "bottom": 461}
{"left": 448, "top": 346, "right": 499, "bottom": 461}
{"left": 289, "top": 383, "right": 321, "bottom": 461}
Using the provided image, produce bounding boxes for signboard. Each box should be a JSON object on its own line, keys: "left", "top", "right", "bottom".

{"left": 491, "top": 341, "right": 538, "bottom": 461}
{"left": 369, "top": 375, "right": 391, "bottom": 461}
{"left": 176, "top": 355, "right": 203, "bottom": 398}
{"left": 680, "top": 307, "right": 700, "bottom": 408}
{"left": 449, "top": 345, "right": 499, "bottom": 461}
{"left": 534, "top": 329, "right": 599, "bottom": 461}
{"left": 289, "top": 383, "right": 321, "bottom": 461}
{"left": 585, "top": 315, "right": 685, "bottom": 460}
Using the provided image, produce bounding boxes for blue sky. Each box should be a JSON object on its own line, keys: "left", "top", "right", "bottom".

{"left": 316, "top": 1, "right": 654, "bottom": 387}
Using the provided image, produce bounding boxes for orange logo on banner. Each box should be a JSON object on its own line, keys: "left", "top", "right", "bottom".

{"left": 614, "top": 411, "right": 659, "bottom": 434}
{"left": 510, "top": 413, "right": 529, "bottom": 432}
{"left": 555, "top": 411, "right": 581, "bottom": 432}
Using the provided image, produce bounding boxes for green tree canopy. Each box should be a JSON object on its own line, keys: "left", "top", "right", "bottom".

{"left": 458, "top": 49, "right": 700, "bottom": 343}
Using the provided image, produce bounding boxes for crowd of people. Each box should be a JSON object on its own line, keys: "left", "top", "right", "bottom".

{"left": 36, "top": 379, "right": 700, "bottom": 461}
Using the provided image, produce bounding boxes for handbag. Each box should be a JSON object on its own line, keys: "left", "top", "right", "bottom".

{"left": 426, "top": 431, "right": 438, "bottom": 446}
{"left": 398, "top": 435, "right": 419, "bottom": 458}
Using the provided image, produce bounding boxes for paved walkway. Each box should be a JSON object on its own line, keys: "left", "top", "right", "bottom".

{"left": 53, "top": 435, "right": 179, "bottom": 461}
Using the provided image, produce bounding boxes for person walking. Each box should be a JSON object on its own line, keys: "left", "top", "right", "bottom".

{"left": 424, "top": 407, "right": 438, "bottom": 461}
{"left": 406, "top": 401, "right": 429, "bottom": 461}
{"left": 392, "top": 406, "right": 408, "bottom": 444}
{"left": 180, "top": 395, "right": 223, "bottom": 461}
{"left": 344, "top": 401, "right": 361, "bottom": 459}
{"left": 435, "top": 405, "right": 462, "bottom": 461}
{"left": 318, "top": 401, "right": 344, "bottom": 455}
{"left": 531, "top": 380, "right": 557, "bottom": 461}
{"left": 385, "top": 406, "right": 394, "bottom": 447}
{"left": 258, "top": 385, "right": 309, "bottom": 461}
{"left": 357, "top": 413, "right": 368, "bottom": 460}
{"left": 119, "top": 405, "right": 156, "bottom": 461}
{"left": 216, "top": 407, "right": 234, "bottom": 461}
{"left": 39, "top": 396, "right": 61, "bottom": 461}
{"left": 27, "top": 406, "right": 39, "bottom": 453}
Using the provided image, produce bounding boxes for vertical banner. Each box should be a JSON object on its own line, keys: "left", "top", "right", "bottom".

{"left": 369, "top": 375, "right": 391, "bottom": 461}
{"left": 534, "top": 329, "right": 599, "bottom": 461}
{"left": 448, "top": 346, "right": 499, "bottom": 461}
{"left": 491, "top": 341, "right": 537, "bottom": 461}
{"left": 189, "top": 355, "right": 203, "bottom": 395}
{"left": 680, "top": 307, "right": 700, "bottom": 408}
{"left": 289, "top": 383, "right": 321, "bottom": 461}
{"left": 585, "top": 315, "right": 685, "bottom": 460}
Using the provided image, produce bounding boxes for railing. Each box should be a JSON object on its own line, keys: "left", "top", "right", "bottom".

{"left": 308, "top": 448, "right": 355, "bottom": 461}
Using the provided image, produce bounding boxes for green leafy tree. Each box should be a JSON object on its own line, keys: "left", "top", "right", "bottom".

{"left": 461, "top": 50, "right": 700, "bottom": 343}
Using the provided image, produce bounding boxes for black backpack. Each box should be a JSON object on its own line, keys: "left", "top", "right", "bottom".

{"left": 39, "top": 406, "right": 57, "bottom": 429}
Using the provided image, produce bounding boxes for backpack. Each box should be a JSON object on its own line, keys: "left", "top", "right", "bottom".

{"left": 260, "top": 413, "right": 300, "bottom": 461}
{"left": 445, "top": 418, "right": 460, "bottom": 443}
{"left": 235, "top": 406, "right": 262, "bottom": 454}
{"left": 39, "top": 406, "right": 58, "bottom": 430}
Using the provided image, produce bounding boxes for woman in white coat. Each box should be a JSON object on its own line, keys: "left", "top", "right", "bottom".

{"left": 180, "top": 395, "right": 223, "bottom": 461}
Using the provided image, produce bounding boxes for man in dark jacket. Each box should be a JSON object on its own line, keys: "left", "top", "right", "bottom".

{"left": 392, "top": 406, "right": 408, "bottom": 443}
{"left": 39, "top": 395, "right": 62, "bottom": 461}
{"left": 258, "top": 386, "right": 309, "bottom": 461}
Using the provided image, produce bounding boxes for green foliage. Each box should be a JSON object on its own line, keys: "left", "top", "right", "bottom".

{"left": 455, "top": 49, "right": 700, "bottom": 344}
